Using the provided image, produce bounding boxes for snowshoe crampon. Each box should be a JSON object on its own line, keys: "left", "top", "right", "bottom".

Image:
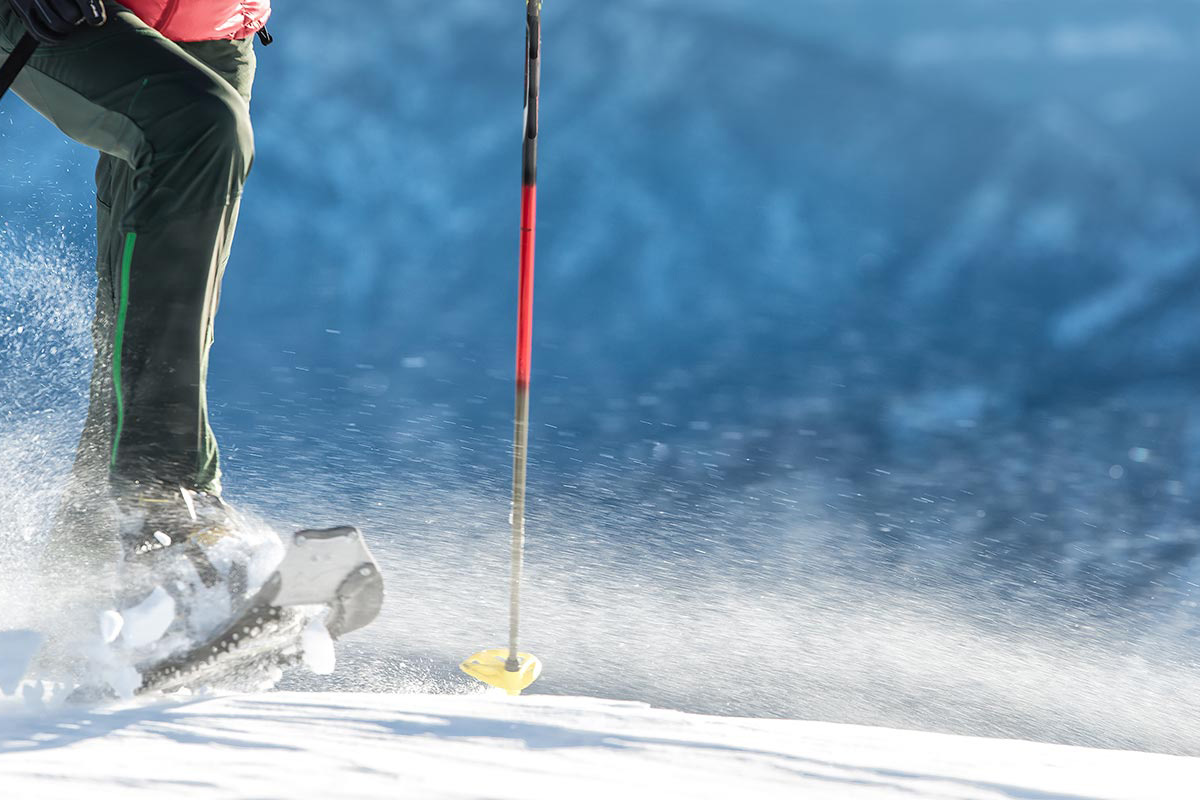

{"left": 137, "top": 526, "right": 383, "bottom": 694}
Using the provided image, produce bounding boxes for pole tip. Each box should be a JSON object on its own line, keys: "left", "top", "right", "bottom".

{"left": 461, "top": 648, "right": 543, "bottom": 696}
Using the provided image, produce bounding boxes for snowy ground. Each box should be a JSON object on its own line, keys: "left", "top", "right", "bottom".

{"left": 0, "top": 691, "right": 1195, "bottom": 799}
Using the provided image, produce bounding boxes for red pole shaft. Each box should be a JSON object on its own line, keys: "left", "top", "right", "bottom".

{"left": 516, "top": 185, "right": 537, "bottom": 387}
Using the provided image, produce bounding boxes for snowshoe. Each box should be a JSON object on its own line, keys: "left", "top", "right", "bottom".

{"left": 109, "top": 488, "right": 384, "bottom": 693}
{"left": 136, "top": 526, "right": 384, "bottom": 694}
{"left": 110, "top": 485, "right": 284, "bottom": 661}
{"left": 8, "top": 482, "right": 384, "bottom": 699}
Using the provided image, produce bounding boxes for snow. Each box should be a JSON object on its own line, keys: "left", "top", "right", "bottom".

{"left": 98, "top": 611, "right": 123, "bottom": 645}
{"left": 0, "top": 630, "right": 40, "bottom": 694}
{"left": 117, "top": 586, "right": 175, "bottom": 650}
{"left": 0, "top": 691, "right": 1194, "bottom": 799}
{"left": 300, "top": 618, "right": 336, "bottom": 676}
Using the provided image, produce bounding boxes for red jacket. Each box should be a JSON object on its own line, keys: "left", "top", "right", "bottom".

{"left": 121, "top": 0, "right": 271, "bottom": 42}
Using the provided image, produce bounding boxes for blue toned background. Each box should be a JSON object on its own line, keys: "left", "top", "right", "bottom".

{"left": 4, "top": 0, "right": 1200, "bottom": 753}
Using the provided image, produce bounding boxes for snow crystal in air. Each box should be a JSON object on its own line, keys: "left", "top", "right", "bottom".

{"left": 98, "top": 610, "right": 124, "bottom": 644}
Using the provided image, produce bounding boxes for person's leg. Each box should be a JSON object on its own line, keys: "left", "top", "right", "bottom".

{"left": 0, "top": 7, "right": 255, "bottom": 500}
{"left": 81, "top": 40, "right": 255, "bottom": 501}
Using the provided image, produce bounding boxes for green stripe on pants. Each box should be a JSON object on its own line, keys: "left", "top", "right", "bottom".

{"left": 110, "top": 231, "right": 136, "bottom": 469}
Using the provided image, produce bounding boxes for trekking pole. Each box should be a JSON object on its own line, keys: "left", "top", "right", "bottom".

{"left": 460, "top": 0, "right": 544, "bottom": 697}
{"left": 0, "top": 33, "right": 37, "bottom": 104}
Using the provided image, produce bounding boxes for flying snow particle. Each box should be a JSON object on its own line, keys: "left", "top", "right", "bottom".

{"left": 99, "top": 610, "right": 124, "bottom": 644}
{"left": 301, "top": 617, "right": 336, "bottom": 675}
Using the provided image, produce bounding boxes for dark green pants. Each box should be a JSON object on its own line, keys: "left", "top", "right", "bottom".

{"left": 0, "top": 6, "right": 256, "bottom": 495}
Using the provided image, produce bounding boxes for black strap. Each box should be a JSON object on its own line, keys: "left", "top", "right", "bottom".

{"left": 256, "top": 26, "right": 273, "bottom": 46}
{"left": 0, "top": 33, "right": 38, "bottom": 103}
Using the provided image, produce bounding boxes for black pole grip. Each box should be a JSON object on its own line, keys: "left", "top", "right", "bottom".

{"left": 0, "top": 33, "right": 38, "bottom": 103}
{"left": 521, "top": 10, "right": 541, "bottom": 187}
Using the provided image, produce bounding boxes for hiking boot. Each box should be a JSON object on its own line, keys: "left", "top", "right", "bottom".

{"left": 113, "top": 485, "right": 284, "bottom": 650}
